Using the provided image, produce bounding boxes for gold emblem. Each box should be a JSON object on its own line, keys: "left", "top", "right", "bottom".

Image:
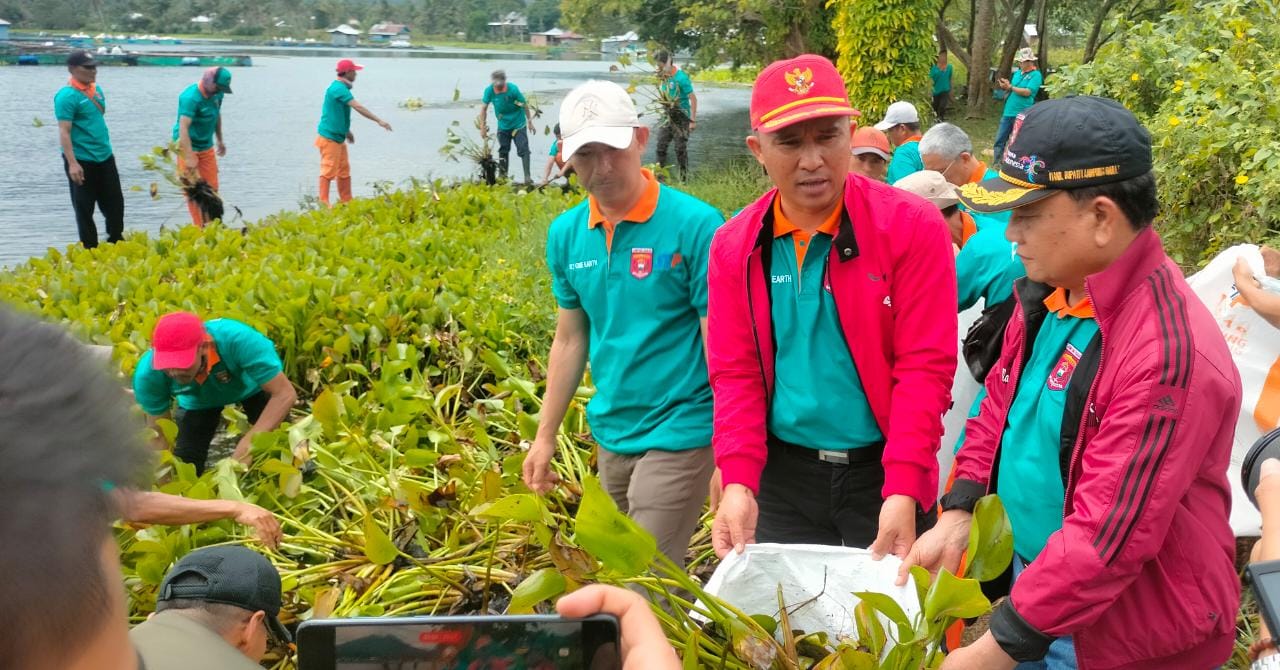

{"left": 958, "top": 182, "right": 1033, "bottom": 206}
{"left": 785, "top": 68, "right": 815, "bottom": 95}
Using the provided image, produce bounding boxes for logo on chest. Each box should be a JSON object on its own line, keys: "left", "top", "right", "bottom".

{"left": 1046, "top": 343, "right": 1082, "bottom": 392}
{"left": 630, "top": 248, "right": 654, "bottom": 279}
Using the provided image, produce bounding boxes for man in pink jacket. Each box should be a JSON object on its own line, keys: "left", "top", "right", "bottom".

{"left": 902, "top": 97, "right": 1240, "bottom": 670}
{"left": 707, "top": 54, "right": 958, "bottom": 559}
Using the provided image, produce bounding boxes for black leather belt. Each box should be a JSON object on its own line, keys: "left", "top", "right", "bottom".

{"left": 766, "top": 434, "right": 885, "bottom": 465}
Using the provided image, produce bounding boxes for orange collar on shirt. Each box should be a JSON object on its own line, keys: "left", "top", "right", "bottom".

{"left": 588, "top": 169, "right": 661, "bottom": 251}
{"left": 772, "top": 196, "right": 842, "bottom": 267}
{"left": 1044, "top": 286, "right": 1096, "bottom": 319}
{"left": 967, "top": 161, "right": 988, "bottom": 185}
{"left": 193, "top": 336, "right": 222, "bottom": 384}
{"left": 903, "top": 134, "right": 923, "bottom": 145}
{"left": 959, "top": 210, "right": 978, "bottom": 247}
{"left": 68, "top": 77, "right": 98, "bottom": 101}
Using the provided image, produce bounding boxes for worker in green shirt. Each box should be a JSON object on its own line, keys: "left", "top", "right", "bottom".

{"left": 479, "top": 69, "right": 537, "bottom": 184}
{"left": 930, "top": 51, "right": 953, "bottom": 121}
{"left": 315, "top": 58, "right": 393, "bottom": 207}
{"left": 54, "top": 50, "right": 124, "bottom": 249}
{"left": 173, "top": 67, "right": 233, "bottom": 227}
{"left": 993, "top": 47, "right": 1044, "bottom": 159}
{"left": 654, "top": 50, "right": 698, "bottom": 181}
{"left": 874, "top": 101, "right": 924, "bottom": 184}
{"left": 133, "top": 312, "right": 297, "bottom": 475}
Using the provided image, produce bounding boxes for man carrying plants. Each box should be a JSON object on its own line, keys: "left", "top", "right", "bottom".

{"left": 173, "top": 66, "right": 233, "bottom": 227}
{"left": 478, "top": 69, "right": 536, "bottom": 185}
{"left": 993, "top": 48, "right": 1043, "bottom": 160}
{"left": 54, "top": 50, "right": 124, "bottom": 249}
{"left": 133, "top": 312, "right": 297, "bottom": 475}
{"left": 653, "top": 50, "right": 697, "bottom": 181}
{"left": 708, "top": 55, "right": 958, "bottom": 561}
{"left": 901, "top": 97, "right": 1241, "bottom": 670}
{"left": 315, "top": 59, "right": 394, "bottom": 207}
{"left": 525, "top": 80, "right": 724, "bottom": 568}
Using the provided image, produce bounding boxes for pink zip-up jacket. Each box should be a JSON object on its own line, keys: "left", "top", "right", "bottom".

{"left": 706, "top": 173, "right": 958, "bottom": 509}
{"left": 947, "top": 228, "right": 1240, "bottom": 668}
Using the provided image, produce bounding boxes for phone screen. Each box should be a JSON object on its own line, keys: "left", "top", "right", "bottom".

{"left": 1256, "top": 569, "right": 1280, "bottom": 633}
{"left": 298, "top": 616, "right": 620, "bottom": 670}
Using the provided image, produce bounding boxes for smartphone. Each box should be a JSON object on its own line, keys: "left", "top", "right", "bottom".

{"left": 296, "top": 614, "right": 621, "bottom": 670}
{"left": 1249, "top": 559, "right": 1280, "bottom": 636}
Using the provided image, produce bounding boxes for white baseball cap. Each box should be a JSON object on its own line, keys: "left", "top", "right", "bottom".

{"left": 874, "top": 101, "right": 920, "bottom": 131}
{"left": 894, "top": 170, "right": 960, "bottom": 210}
{"left": 559, "top": 80, "right": 641, "bottom": 161}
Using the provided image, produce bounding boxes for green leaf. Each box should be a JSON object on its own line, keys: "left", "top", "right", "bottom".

{"left": 923, "top": 569, "right": 990, "bottom": 622}
{"left": 155, "top": 418, "right": 179, "bottom": 448}
{"left": 965, "top": 495, "right": 1014, "bottom": 582}
{"left": 506, "top": 568, "right": 567, "bottom": 613}
{"left": 683, "top": 629, "right": 702, "bottom": 670}
{"left": 313, "top": 388, "right": 343, "bottom": 437}
{"left": 572, "top": 476, "right": 657, "bottom": 577}
{"left": 208, "top": 459, "right": 246, "bottom": 503}
{"left": 748, "top": 614, "right": 778, "bottom": 636}
{"left": 472, "top": 493, "right": 546, "bottom": 523}
{"left": 852, "top": 591, "right": 912, "bottom": 641}
{"left": 362, "top": 516, "right": 399, "bottom": 565}
{"left": 812, "top": 646, "right": 878, "bottom": 670}
{"left": 852, "top": 600, "right": 886, "bottom": 657}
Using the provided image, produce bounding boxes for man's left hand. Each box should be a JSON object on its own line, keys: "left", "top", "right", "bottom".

{"left": 939, "top": 632, "right": 1017, "bottom": 670}
{"left": 689, "top": 121, "right": 697, "bottom": 133}
{"left": 869, "top": 494, "right": 918, "bottom": 560}
{"left": 529, "top": 125, "right": 538, "bottom": 136}
{"left": 216, "top": 141, "right": 227, "bottom": 157}
{"left": 232, "top": 434, "right": 254, "bottom": 466}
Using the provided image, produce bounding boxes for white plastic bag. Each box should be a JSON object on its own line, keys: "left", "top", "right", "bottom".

{"left": 698, "top": 543, "right": 920, "bottom": 640}
{"left": 1186, "top": 244, "right": 1280, "bottom": 535}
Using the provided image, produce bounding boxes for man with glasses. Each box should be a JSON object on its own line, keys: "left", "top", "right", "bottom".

{"left": 919, "top": 123, "right": 1009, "bottom": 227}
{"left": 131, "top": 546, "right": 292, "bottom": 670}
{"left": 54, "top": 50, "right": 124, "bottom": 249}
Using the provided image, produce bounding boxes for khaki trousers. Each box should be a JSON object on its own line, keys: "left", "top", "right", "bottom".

{"left": 598, "top": 445, "right": 715, "bottom": 569}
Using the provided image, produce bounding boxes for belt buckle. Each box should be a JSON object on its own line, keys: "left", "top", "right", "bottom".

{"left": 817, "top": 449, "right": 849, "bottom": 465}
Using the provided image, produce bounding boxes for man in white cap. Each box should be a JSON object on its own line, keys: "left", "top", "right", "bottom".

{"left": 875, "top": 100, "right": 924, "bottom": 184}
{"left": 525, "top": 80, "right": 724, "bottom": 568}
{"left": 993, "top": 47, "right": 1043, "bottom": 159}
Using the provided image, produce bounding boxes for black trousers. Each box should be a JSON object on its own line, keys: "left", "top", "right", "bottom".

{"left": 757, "top": 436, "right": 936, "bottom": 547}
{"left": 656, "top": 109, "right": 691, "bottom": 180}
{"left": 174, "top": 391, "right": 268, "bottom": 475}
{"left": 932, "top": 92, "right": 951, "bottom": 121}
{"left": 496, "top": 127, "right": 530, "bottom": 176}
{"left": 63, "top": 154, "right": 124, "bottom": 249}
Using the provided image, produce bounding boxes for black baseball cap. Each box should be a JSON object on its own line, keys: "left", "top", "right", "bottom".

{"left": 958, "top": 95, "right": 1153, "bottom": 213}
{"left": 158, "top": 546, "right": 291, "bottom": 643}
{"left": 67, "top": 50, "right": 98, "bottom": 68}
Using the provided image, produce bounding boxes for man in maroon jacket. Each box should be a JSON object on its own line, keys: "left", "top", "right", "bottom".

{"left": 901, "top": 97, "right": 1240, "bottom": 669}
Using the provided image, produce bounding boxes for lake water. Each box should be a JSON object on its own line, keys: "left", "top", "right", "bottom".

{"left": 0, "top": 48, "right": 751, "bottom": 267}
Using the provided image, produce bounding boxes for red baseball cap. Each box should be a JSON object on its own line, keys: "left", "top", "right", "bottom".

{"left": 751, "top": 54, "right": 860, "bottom": 133}
{"left": 336, "top": 59, "right": 363, "bottom": 74}
{"left": 151, "top": 312, "right": 206, "bottom": 370}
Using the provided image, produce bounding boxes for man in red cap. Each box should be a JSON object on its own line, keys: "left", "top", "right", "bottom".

{"left": 707, "top": 54, "right": 957, "bottom": 559}
{"left": 132, "top": 313, "right": 297, "bottom": 474}
{"left": 316, "top": 59, "right": 393, "bottom": 206}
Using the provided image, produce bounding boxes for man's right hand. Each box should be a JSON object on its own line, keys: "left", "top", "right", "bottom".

{"left": 711, "top": 483, "right": 758, "bottom": 558}
{"left": 233, "top": 502, "right": 283, "bottom": 549}
{"left": 896, "top": 509, "right": 972, "bottom": 586}
{"left": 67, "top": 161, "right": 85, "bottom": 185}
{"left": 522, "top": 436, "right": 560, "bottom": 494}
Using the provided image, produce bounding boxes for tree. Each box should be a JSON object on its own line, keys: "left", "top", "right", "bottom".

{"left": 832, "top": 0, "right": 944, "bottom": 121}
{"left": 525, "top": 0, "right": 560, "bottom": 32}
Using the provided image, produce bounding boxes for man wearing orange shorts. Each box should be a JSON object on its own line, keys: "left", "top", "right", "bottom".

{"left": 316, "top": 59, "right": 393, "bottom": 206}
{"left": 173, "top": 67, "right": 233, "bottom": 227}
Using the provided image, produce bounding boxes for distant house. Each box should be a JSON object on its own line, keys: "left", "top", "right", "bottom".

{"left": 0, "top": 19, "right": 9, "bottom": 42}
{"left": 368, "top": 22, "right": 410, "bottom": 43}
{"left": 327, "top": 24, "right": 360, "bottom": 47}
{"left": 601, "top": 30, "right": 642, "bottom": 56}
{"left": 530, "top": 27, "right": 583, "bottom": 48}
{"left": 488, "top": 12, "right": 528, "bottom": 41}
{"left": 1023, "top": 23, "right": 1039, "bottom": 48}
{"left": 190, "top": 15, "right": 213, "bottom": 24}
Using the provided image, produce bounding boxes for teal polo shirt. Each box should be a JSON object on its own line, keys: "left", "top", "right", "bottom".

{"left": 1002, "top": 68, "right": 1043, "bottom": 118}
{"left": 767, "top": 201, "right": 882, "bottom": 449}
{"left": 172, "top": 83, "right": 223, "bottom": 152}
{"left": 659, "top": 68, "right": 694, "bottom": 115}
{"left": 996, "top": 289, "right": 1099, "bottom": 560}
{"left": 957, "top": 224, "right": 1025, "bottom": 311}
{"left": 545, "top": 171, "right": 723, "bottom": 454}
{"left": 483, "top": 82, "right": 528, "bottom": 132}
{"left": 133, "top": 319, "right": 283, "bottom": 415}
{"left": 930, "top": 64, "right": 953, "bottom": 95}
{"left": 54, "top": 84, "right": 113, "bottom": 163}
{"left": 887, "top": 139, "right": 923, "bottom": 184}
{"left": 317, "top": 79, "right": 355, "bottom": 142}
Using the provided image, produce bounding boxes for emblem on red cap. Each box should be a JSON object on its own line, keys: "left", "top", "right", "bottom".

{"left": 785, "top": 68, "right": 815, "bottom": 95}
